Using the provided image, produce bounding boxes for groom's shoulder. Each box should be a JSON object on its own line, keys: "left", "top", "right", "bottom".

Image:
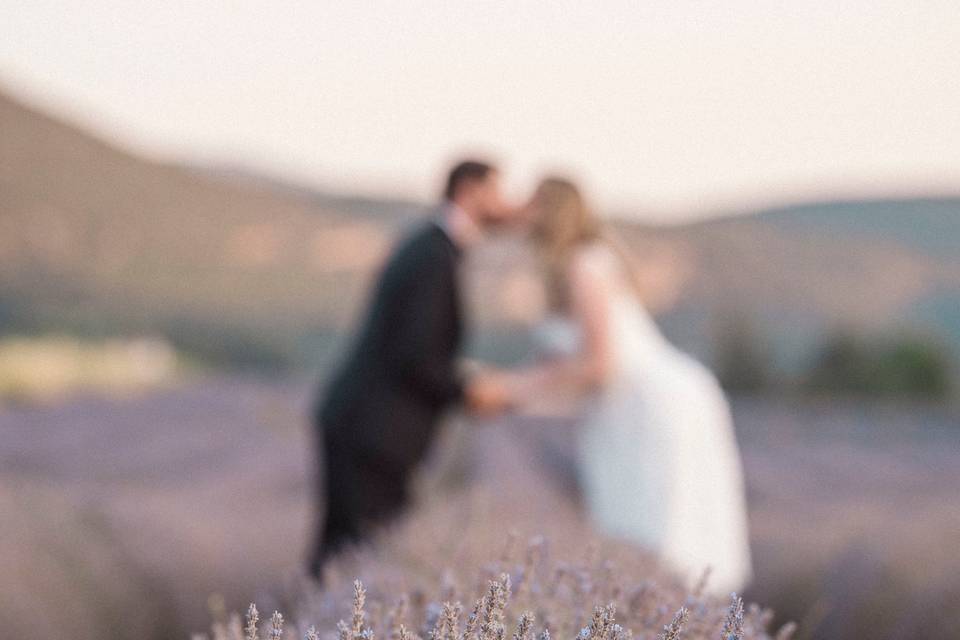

{"left": 382, "top": 219, "right": 450, "bottom": 274}
{"left": 391, "top": 218, "right": 449, "bottom": 260}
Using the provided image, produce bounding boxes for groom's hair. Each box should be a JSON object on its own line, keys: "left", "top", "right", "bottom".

{"left": 444, "top": 160, "right": 494, "bottom": 201}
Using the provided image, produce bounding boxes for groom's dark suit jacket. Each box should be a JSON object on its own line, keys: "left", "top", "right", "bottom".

{"left": 318, "top": 219, "right": 464, "bottom": 471}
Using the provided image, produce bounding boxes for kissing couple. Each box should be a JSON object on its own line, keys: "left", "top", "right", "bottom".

{"left": 309, "top": 159, "right": 752, "bottom": 595}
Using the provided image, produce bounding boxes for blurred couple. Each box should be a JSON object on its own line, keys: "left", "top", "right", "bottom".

{"left": 309, "top": 160, "right": 751, "bottom": 593}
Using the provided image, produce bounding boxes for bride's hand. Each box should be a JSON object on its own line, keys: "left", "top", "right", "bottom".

{"left": 498, "top": 367, "right": 551, "bottom": 408}
{"left": 464, "top": 367, "right": 530, "bottom": 416}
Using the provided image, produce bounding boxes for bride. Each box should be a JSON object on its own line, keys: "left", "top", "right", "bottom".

{"left": 504, "top": 177, "right": 752, "bottom": 594}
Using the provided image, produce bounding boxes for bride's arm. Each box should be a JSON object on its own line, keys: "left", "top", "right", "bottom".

{"left": 504, "top": 250, "right": 614, "bottom": 401}
{"left": 558, "top": 249, "right": 615, "bottom": 388}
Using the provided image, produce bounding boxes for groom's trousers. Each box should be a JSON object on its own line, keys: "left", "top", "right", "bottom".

{"left": 307, "top": 428, "right": 409, "bottom": 579}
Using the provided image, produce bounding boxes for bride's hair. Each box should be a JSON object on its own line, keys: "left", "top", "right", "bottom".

{"left": 531, "top": 177, "right": 640, "bottom": 310}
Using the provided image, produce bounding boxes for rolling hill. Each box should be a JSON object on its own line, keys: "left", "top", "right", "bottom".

{"left": 0, "top": 87, "right": 400, "bottom": 366}
{"left": 625, "top": 199, "right": 960, "bottom": 372}
{"left": 2, "top": 85, "right": 959, "bottom": 378}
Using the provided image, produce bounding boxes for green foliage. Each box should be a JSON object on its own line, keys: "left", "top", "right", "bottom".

{"left": 805, "top": 331, "right": 953, "bottom": 400}
{"left": 874, "top": 339, "right": 952, "bottom": 398}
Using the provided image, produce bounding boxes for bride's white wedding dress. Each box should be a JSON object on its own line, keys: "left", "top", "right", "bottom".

{"left": 537, "top": 244, "right": 752, "bottom": 594}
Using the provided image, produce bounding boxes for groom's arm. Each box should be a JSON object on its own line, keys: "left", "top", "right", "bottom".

{"left": 381, "top": 244, "right": 464, "bottom": 405}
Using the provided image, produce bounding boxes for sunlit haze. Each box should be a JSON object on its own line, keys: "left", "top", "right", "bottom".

{"left": 2, "top": 1, "right": 959, "bottom": 220}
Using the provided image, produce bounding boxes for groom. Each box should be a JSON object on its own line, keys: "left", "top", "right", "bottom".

{"left": 308, "top": 159, "right": 514, "bottom": 578}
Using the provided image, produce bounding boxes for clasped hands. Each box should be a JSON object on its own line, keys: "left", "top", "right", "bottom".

{"left": 464, "top": 369, "right": 514, "bottom": 417}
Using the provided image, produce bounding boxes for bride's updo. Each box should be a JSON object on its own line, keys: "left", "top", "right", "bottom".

{"left": 530, "top": 177, "right": 602, "bottom": 257}
{"left": 529, "top": 177, "right": 604, "bottom": 311}
{"left": 530, "top": 177, "right": 641, "bottom": 311}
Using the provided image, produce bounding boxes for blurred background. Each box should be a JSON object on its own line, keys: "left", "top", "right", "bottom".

{"left": 2, "top": 3, "right": 959, "bottom": 639}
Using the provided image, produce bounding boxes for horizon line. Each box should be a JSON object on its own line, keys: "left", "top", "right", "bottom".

{"left": 5, "top": 79, "right": 960, "bottom": 226}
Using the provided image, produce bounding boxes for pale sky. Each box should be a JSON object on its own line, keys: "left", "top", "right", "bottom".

{"left": 2, "top": 1, "right": 959, "bottom": 221}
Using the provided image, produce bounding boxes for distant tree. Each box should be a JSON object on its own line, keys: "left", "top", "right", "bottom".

{"left": 0, "top": 294, "right": 31, "bottom": 334}
{"left": 804, "top": 332, "right": 875, "bottom": 395}
{"left": 805, "top": 330, "right": 953, "bottom": 400}
{"left": 873, "top": 338, "right": 952, "bottom": 399}
{"left": 714, "top": 315, "right": 772, "bottom": 394}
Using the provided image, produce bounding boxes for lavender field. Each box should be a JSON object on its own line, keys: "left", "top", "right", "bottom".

{"left": 2, "top": 378, "right": 959, "bottom": 640}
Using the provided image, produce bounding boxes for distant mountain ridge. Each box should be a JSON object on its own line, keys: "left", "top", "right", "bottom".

{"left": 746, "top": 198, "right": 960, "bottom": 256}
{"left": 624, "top": 197, "right": 960, "bottom": 373}
{"left": 2, "top": 86, "right": 959, "bottom": 376}
{"left": 192, "top": 163, "right": 431, "bottom": 223}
